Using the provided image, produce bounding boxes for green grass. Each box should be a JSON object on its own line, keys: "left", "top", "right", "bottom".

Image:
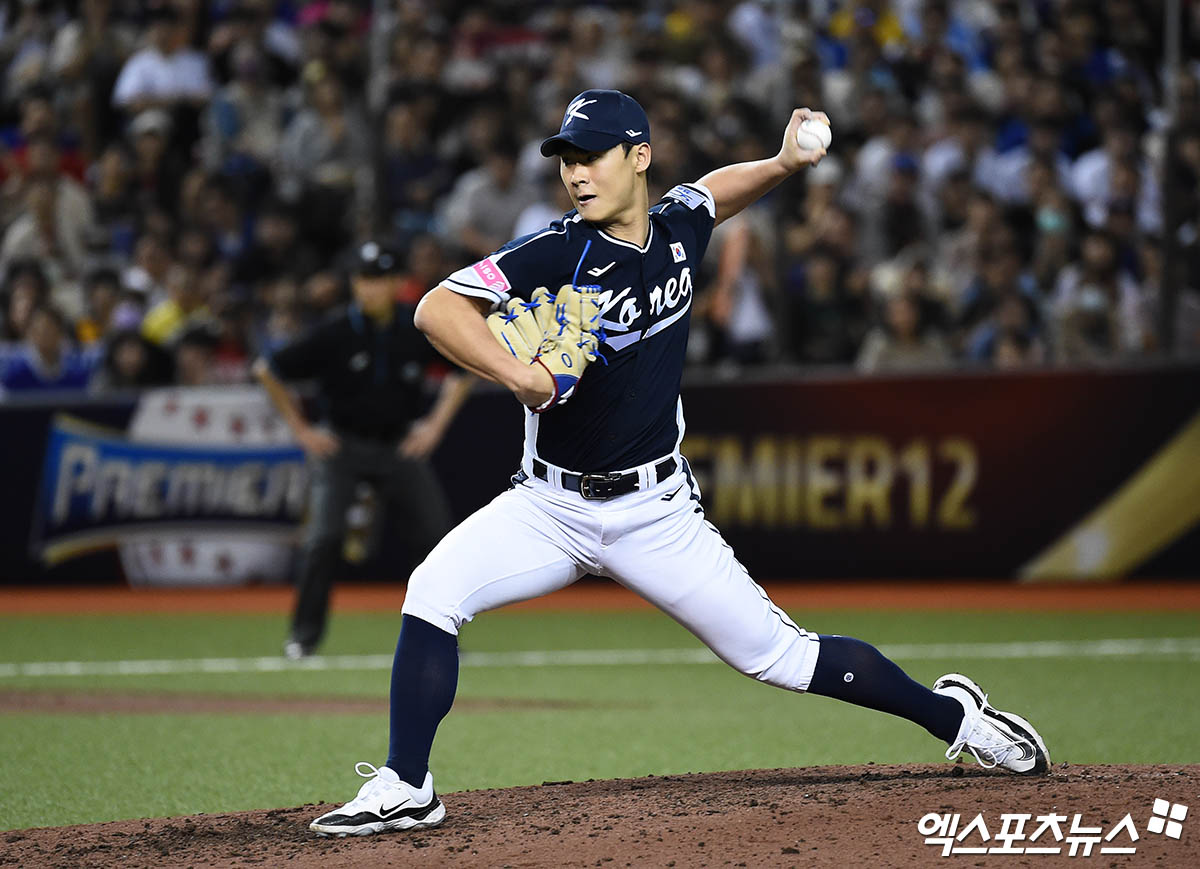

{"left": 1, "top": 607, "right": 1198, "bottom": 831}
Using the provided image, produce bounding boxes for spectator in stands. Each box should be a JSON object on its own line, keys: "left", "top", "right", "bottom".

{"left": 965, "top": 291, "right": 1045, "bottom": 366}
{"left": 379, "top": 98, "right": 448, "bottom": 245}
{"left": 1, "top": 260, "right": 49, "bottom": 344}
{"left": 0, "top": 86, "right": 88, "bottom": 196}
{"left": 512, "top": 173, "right": 574, "bottom": 241}
{"left": 75, "top": 268, "right": 123, "bottom": 346}
{"left": 1029, "top": 188, "right": 1076, "bottom": 293}
{"left": 860, "top": 151, "right": 927, "bottom": 267}
{"left": 173, "top": 322, "right": 220, "bottom": 386}
{"left": 276, "top": 65, "right": 369, "bottom": 255}
{"left": 232, "top": 199, "right": 316, "bottom": 290}
{"left": 141, "top": 264, "right": 211, "bottom": 347}
{"left": 787, "top": 246, "right": 864, "bottom": 366}
{"left": 991, "top": 327, "right": 1041, "bottom": 369}
{"left": 90, "top": 143, "right": 139, "bottom": 253}
{"left": 1070, "top": 122, "right": 1160, "bottom": 235}
{"left": 301, "top": 269, "right": 345, "bottom": 315}
{"left": 393, "top": 234, "right": 449, "bottom": 307}
{"left": 0, "top": 178, "right": 88, "bottom": 292}
{"left": 127, "top": 107, "right": 185, "bottom": 216}
{"left": 857, "top": 290, "right": 952, "bottom": 373}
{"left": 847, "top": 100, "right": 917, "bottom": 219}
{"left": 1052, "top": 229, "right": 1150, "bottom": 363}
{"left": 201, "top": 39, "right": 286, "bottom": 177}
{"left": 209, "top": 291, "right": 254, "bottom": 384}
{"left": 0, "top": 304, "right": 95, "bottom": 392}
{"left": 175, "top": 224, "right": 216, "bottom": 273}
{"left": 197, "top": 176, "right": 250, "bottom": 262}
{"left": 206, "top": 0, "right": 301, "bottom": 89}
{"left": 957, "top": 241, "right": 1037, "bottom": 343}
{"left": 986, "top": 117, "right": 1073, "bottom": 206}
{"left": 91, "top": 328, "right": 171, "bottom": 392}
{"left": 923, "top": 106, "right": 997, "bottom": 196}
{"left": 111, "top": 4, "right": 213, "bottom": 118}
{"left": 935, "top": 187, "right": 1001, "bottom": 302}
{"left": 439, "top": 135, "right": 537, "bottom": 260}
{"left": 123, "top": 232, "right": 173, "bottom": 304}
{"left": 255, "top": 295, "right": 305, "bottom": 356}
{"left": 698, "top": 203, "right": 778, "bottom": 365}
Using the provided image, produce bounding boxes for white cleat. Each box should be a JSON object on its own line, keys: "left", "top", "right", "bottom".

{"left": 934, "top": 673, "right": 1050, "bottom": 775}
{"left": 309, "top": 762, "right": 446, "bottom": 837}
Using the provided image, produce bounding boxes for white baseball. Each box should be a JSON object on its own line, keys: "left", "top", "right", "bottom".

{"left": 795, "top": 118, "right": 832, "bottom": 152}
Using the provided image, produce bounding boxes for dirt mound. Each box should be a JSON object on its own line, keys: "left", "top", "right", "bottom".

{"left": 3, "top": 765, "right": 1196, "bottom": 868}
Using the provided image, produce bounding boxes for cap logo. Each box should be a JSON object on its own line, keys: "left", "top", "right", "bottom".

{"left": 565, "top": 97, "right": 597, "bottom": 125}
{"left": 625, "top": 129, "right": 642, "bottom": 136}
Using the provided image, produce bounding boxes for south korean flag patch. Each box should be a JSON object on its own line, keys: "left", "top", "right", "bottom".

{"left": 670, "top": 242, "right": 686, "bottom": 263}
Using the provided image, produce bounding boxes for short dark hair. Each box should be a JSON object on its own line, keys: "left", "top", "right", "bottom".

{"left": 84, "top": 268, "right": 122, "bottom": 292}
{"left": 27, "top": 303, "right": 68, "bottom": 334}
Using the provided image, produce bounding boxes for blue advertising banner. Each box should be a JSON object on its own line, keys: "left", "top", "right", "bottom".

{"left": 32, "top": 415, "right": 307, "bottom": 566}
{"left": 1, "top": 365, "right": 1197, "bottom": 585}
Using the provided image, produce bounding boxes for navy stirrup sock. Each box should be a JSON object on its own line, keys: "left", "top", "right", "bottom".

{"left": 386, "top": 615, "right": 459, "bottom": 787}
{"left": 807, "top": 635, "right": 963, "bottom": 743}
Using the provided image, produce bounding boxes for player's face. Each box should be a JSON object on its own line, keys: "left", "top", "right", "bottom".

{"left": 558, "top": 144, "right": 646, "bottom": 224}
{"left": 352, "top": 275, "right": 394, "bottom": 318}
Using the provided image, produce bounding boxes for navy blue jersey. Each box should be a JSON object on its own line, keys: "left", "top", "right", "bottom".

{"left": 443, "top": 183, "right": 716, "bottom": 472}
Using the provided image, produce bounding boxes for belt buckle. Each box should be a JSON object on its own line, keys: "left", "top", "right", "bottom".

{"left": 579, "top": 472, "right": 623, "bottom": 500}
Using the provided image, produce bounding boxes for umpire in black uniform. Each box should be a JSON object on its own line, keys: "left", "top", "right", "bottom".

{"left": 253, "top": 242, "right": 471, "bottom": 658}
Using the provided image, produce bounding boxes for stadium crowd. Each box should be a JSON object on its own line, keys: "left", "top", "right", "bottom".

{"left": 1, "top": 0, "right": 1198, "bottom": 394}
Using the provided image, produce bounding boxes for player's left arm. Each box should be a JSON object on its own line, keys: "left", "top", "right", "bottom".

{"left": 697, "top": 108, "right": 828, "bottom": 226}
{"left": 398, "top": 371, "right": 473, "bottom": 459}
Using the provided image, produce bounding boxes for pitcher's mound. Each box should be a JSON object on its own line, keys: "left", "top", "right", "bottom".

{"left": 5, "top": 764, "right": 1196, "bottom": 867}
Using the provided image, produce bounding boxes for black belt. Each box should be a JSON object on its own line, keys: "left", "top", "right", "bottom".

{"left": 532, "top": 457, "right": 677, "bottom": 501}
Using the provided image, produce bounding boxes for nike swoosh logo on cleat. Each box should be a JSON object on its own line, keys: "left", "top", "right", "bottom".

{"left": 983, "top": 710, "right": 1039, "bottom": 763}
{"left": 377, "top": 798, "right": 440, "bottom": 821}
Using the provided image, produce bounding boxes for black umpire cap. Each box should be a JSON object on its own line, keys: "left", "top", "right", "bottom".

{"left": 540, "top": 89, "right": 651, "bottom": 157}
{"left": 355, "top": 241, "right": 403, "bottom": 277}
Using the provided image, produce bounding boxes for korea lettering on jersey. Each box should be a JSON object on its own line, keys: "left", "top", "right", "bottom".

{"left": 442, "top": 183, "right": 717, "bottom": 474}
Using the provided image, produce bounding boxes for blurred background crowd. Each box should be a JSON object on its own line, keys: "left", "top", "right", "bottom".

{"left": 1, "top": 0, "right": 1199, "bottom": 396}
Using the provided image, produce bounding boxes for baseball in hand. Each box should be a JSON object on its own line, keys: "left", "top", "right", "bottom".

{"left": 795, "top": 118, "right": 832, "bottom": 152}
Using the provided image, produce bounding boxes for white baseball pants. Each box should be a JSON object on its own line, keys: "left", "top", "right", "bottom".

{"left": 402, "top": 458, "right": 821, "bottom": 692}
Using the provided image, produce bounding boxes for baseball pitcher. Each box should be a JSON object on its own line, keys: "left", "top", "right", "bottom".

{"left": 310, "top": 90, "right": 1049, "bottom": 837}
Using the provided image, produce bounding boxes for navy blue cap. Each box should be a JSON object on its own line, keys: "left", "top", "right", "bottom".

{"left": 540, "top": 89, "right": 651, "bottom": 157}
{"left": 356, "top": 241, "right": 402, "bottom": 277}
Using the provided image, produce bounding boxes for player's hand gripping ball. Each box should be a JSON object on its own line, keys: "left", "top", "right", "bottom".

{"left": 487, "top": 284, "right": 603, "bottom": 412}
{"left": 795, "top": 117, "right": 832, "bottom": 153}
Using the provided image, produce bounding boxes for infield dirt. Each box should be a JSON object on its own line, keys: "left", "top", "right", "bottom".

{"left": 3, "top": 764, "right": 1196, "bottom": 868}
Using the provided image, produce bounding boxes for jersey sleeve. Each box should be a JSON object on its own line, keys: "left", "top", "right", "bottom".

{"left": 654, "top": 182, "right": 717, "bottom": 260}
{"left": 440, "top": 222, "right": 575, "bottom": 310}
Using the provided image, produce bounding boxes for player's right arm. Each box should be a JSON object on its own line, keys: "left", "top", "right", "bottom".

{"left": 414, "top": 286, "right": 554, "bottom": 409}
{"left": 252, "top": 322, "right": 341, "bottom": 458}
{"left": 252, "top": 359, "right": 341, "bottom": 457}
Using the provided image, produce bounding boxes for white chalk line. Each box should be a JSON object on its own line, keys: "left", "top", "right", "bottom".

{"left": 0, "top": 638, "right": 1199, "bottom": 679}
